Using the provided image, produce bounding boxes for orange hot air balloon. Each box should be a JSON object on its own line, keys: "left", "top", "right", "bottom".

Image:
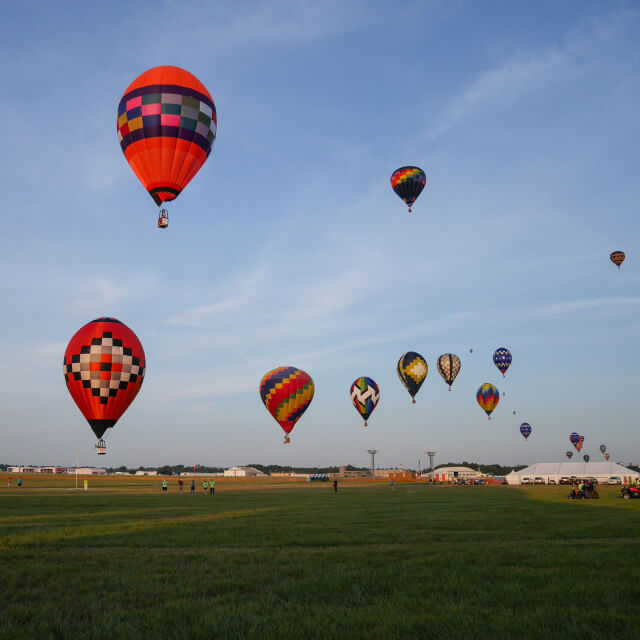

{"left": 117, "top": 66, "right": 217, "bottom": 227}
{"left": 63, "top": 318, "right": 145, "bottom": 454}
{"left": 610, "top": 251, "right": 625, "bottom": 269}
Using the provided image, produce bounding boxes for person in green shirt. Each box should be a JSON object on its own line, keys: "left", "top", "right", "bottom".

{"left": 203, "top": 480, "right": 208, "bottom": 494}
{"left": 209, "top": 479, "right": 215, "bottom": 495}
{"left": 162, "top": 479, "right": 168, "bottom": 493}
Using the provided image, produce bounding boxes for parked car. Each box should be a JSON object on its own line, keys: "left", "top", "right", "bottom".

{"left": 521, "top": 477, "right": 532, "bottom": 484}
{"left": 607, "top": 476, "right": 622, "bottom": 484}
{"left": 534, "top": 477, "right": 545, "bottom": 485}
{"left": 559, "top": 477, "right": 571, "bottom": 485}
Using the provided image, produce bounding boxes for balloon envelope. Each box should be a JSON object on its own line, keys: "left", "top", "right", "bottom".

{"left": 259, "top": 367, "right": 314, "bottom": 436}
{"left": 350, "top": 377, "right": 380, "bottom": 425}
{"left": 117, "top": 66, "right": 216, "bottom": 207}
{"left": 63, "top": 317, "right": 145, "bottom": 440}
{"left": 610, "top": 251, "right": 625, "bottom": 269}
{"left": 493, "top": 348, "right": 512, "bottom": 377}
{"left": 397, "top": 352, "right": 428, "bottom": 401}
{"left": 583, "top": 454, "right": 590, "bottom": 462}
{"left": 390, "top": 166, "right": 426, "bottom": 211}
{"left": 436, "top": 354, "right": 461, "bottom": 390}
{"left": 566, "top": 451, "right": 573, "bottom": 459}
{"left": 569, "top": 432, "right": 580, "bottom": 445}
{"left": 599, "top": 444, "right": 607, "bottom": 453}
{"left": 520, "top": 422, "right": 532, "bottom": 440}
{"left": 604, "top": 453, "right": 610, "bottom": 460}
{"left": 476, "top": 383, "right": 499, "bottom": 418}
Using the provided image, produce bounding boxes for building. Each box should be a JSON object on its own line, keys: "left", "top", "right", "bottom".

{"left": 135, "top": 470, "right": 158, "bottom": 476}
{"left": 432, "top": 466, "right": 483, "bottom": 482}
{"left": 505, "top": 462, "right": 640, "bottom": 485}
{"left": 223, "top": 466, "right": 267, "bottom": 478}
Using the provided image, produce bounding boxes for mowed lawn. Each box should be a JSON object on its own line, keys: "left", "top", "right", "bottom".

{"left": 0, "top": 479, "right": 639, "bottom": 639}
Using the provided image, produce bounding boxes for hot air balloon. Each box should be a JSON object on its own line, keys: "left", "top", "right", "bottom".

{"left": 259, "top": 367, "right": 314, "bottom": 444}
{"left": 599, "top": 444, "right": 607, "bottom": 454}
{"left": 604, "top": 453, "right": 610, "bottom": 461}
{"left": 520, "top": 423, "right": 532, "bottom": 441}
{"left": 436, "top": 354, "right": 461, "bottom": 391}
{"left": 583, "top": 454, "right": 590, "bottom": 462}
{"left": 397, "top": 352, "right": 428, "bottom": 403}
{"left": 493, "top": 348, "right": 512, "bottom": 377}
{"left": 350, "top": 377, "right": 380, "bottom": 426}
{"left": 390, "top": 166, "right": 426, "bottom": 212}
{"left": 469, "top": 348, "right": 473, "bottom": 353}
{"left": 117, "top": 66, "right": 217, "bottom": 228}
{"left": 610, "top": 251, "right": 625, "bottom": 269}
{"left": 575, "top": 440, "right": 584, "bottom": 453}
{"left": 513, "top": 410, "right": 516, "bottom": 415}
{"left": 63, "top": 318, "right": 145, "bottom": 455}
{"left": 566, "top": 451, "right": 573, "bottom": 460}
{"left": 570, "top": 432, "right": 580, "bottom": 446}
{"left": 476, "top": 383, "right": 499, "bottom": 419}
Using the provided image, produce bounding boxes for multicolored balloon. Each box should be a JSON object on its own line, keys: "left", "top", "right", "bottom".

{"left": 599, "top": 444, "right": 607, "bottom": 454}
{"left": 604, "top": 453, "right": 610, "bottom": 461}
{"left": 569, "top": 432, "right": 580, "bottom": 446}
{"left": 117, "top": 66, "right": 216, "bottom": 220}
{"left": 64, "top": 318, "right": 145, "bottom": 452}
{"left": 436, "top": 354, "right": 461, "bottom": 390}
{"left": 493, "top": 348, "right": 512, "bottom": 377}
{"left": 350, "top": 377, "right": 380, "bottom": 426}
{"left": 397, "top": 352, "right": 428, "bottom": 403}
{"left": 566, "top": 451, "right": 573, "bottom": 460}
{"left": 476, "top": 383, "right": 499, "bottom": 419}
{"left": 259, "top": 366, "right": 314, "bottom": 443}
{"left": 520, "top": 422, "right": 532, "bottom": 441}
{"left": 610, "top": 251, "right": 625, "bottom": 269}
{"left": 575, "top": 439, "right": 584, "bottom": 453}
{"left": 390, "top": 166, "right": 426, "bottom": 212}
{"left": 583, "top": 454, "right": 590, "bottom": 462}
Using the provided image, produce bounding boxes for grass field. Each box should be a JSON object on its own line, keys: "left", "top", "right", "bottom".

{"left": 1, "top": 477, "right": 639, "bottom": 639}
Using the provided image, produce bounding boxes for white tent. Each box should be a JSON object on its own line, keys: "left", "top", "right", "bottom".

{"left": 505, "top": 462, "right": 639, "bottom": 485}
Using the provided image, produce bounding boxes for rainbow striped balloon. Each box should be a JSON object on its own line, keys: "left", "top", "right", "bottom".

{"left": 259, "top": 366, "right": 314, "bottom": 443}
{"left": 476, "top": 383, "right": 499, "bottom": 419}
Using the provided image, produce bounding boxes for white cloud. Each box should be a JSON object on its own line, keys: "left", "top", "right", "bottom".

{"left": 427, "top": 9, "right": 637, "bottom": 140}
{"left": 535, "top": 297, "right": 640, "bottom": 316}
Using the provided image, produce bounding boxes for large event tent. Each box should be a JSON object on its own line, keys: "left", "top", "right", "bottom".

{"left": 506, "top": 462, "right": 639, "bottom": 485}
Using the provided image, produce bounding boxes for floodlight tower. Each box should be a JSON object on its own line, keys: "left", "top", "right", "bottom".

{"left": 427, "top": 451, "right": 436, "bottom": 479}
{"left": 367, "top": 449, "right": 378, "bottom": 478}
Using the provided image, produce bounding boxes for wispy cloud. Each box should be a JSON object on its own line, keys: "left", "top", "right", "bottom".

{"left": 427, "top": 9, "right": 637, "bottom": 140}
{"left": 534, "top": 297, "right": 640, "bottom": 316}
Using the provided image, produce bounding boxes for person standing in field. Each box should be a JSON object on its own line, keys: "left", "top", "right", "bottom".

{"left": 390, "top": 479, "right": 394, "bottom": 490}
{"left": 7, "top": 477, "right": 11, "bottom": 488}
{"left": 190, "top": 479, "right": 195, "bottom": 494}
{"left": 209, "top": 479, "right": 215, "bottom": 495}
{"left": 17, "top": 477, "right": 22, "bottom": 488}
{"left": 333, "top": 479, "right": 338, "bottom": 493}
{"left": 178, "top": 479, "right": 184, "bottom": 494}
{"left": 83, "top": 479, "right": 88, "bottom": 492}
{"left": 203, "top": 480, "right": 208, "bottom": 494}
{"left": 162, "top": 479, "right": 168, "bottom": 493}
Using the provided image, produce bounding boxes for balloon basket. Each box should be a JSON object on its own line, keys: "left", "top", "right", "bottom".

{"left": 158, "top": 209, "right": 169, "bottom": 229}
{"left": 94, "top": 439, "right": 106, "bottom": 455}
{"left": 412, "top": 399, "right": 416, "bottom": 404}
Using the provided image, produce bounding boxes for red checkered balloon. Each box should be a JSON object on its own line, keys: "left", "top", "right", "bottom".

{"left": 63, "top": 318, "right": 145, "bottom": 440}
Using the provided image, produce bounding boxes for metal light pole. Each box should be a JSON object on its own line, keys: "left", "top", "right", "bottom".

{"left": 427, "top": 451, "right": 436, "bottom": 481}
{"left": 367, "top": 449, "right": 378, "bottom": 478}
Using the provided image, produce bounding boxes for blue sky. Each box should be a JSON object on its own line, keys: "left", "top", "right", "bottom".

{"left": 1, "top": 0, "right": 639, "bottom": 470}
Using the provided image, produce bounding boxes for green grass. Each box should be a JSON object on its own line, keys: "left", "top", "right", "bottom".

{"left": 0, "top": 483, "right": 639, "bottom": 639}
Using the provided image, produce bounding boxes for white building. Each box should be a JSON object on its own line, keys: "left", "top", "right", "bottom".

{"left": 223, "top": 466, "right": 267, "bottom": 477}
{"left": 432, "top": 466, "right": 483, "bottom": 482}
{"left": 506, "top": 462, "right": 639, "bottom": 485}
{"left": 135, "top": 470, "right": 158, "bottom": 476}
